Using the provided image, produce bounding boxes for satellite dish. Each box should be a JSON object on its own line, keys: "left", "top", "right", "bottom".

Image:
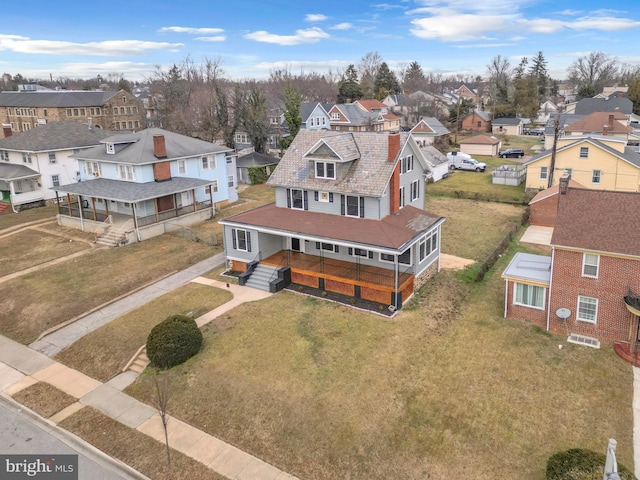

{"left": 556, "top": 308, "right": 571, "bottom": 320}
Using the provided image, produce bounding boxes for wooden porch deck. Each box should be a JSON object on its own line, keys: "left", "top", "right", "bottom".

{"left": 261, "top": 250, "right": 413, "bottom": 292}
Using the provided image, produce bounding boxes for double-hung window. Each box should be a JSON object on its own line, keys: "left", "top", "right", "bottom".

{"left": 582, "top": 253, "right": 599, "bottom": 278}
{"left": 577, "top": 296, "right": 598, "bottom": 323}
{"left": 399, "top": 186, "right": 405, "bottom": 208}
{"left": 202, "top": 156, "right": 216, "bottom": 170}
{"left": 289, "top": 188, "right": 304, "bottom": 210}
{"left": 117, "top": 164, "right": 136, "bottom": 181}
{"left": 228, "top": 175, "right": 235, "bottom": 187}
{"left": 51, "top": 175, "right": 60, "bottom": 188}
{"left": 539, "top": 166, "right": 548, "bottom": 180}
{"left": 0, "top": 151, "right": 8, "bottom": 162}
{"left": 401, "top": 155, "right": 414, "bottom": 174}
{"left": 48, "top": 152, "right": 57, "bottom": 164}
{"left": 410, "top": 180, "right": 420, "bottom": 202}
{"left": 345, "top": 195, "right": 363, "bottom": 217}
{"left": 514, "top": 283, "right": 545, "bottom": 309}
{"left": 178, "top": 160, "right": 187, "bottom": 175}
{"left": 592, "top": 170, "right": 601, "bottom": 184}
{"left": 315, "top": 161, "right": 336, "bottom": 179}
{"left": 84, "top": 161, "right": 101, "bottom": 176}
{"left": 232, "top": 228, "right": 251, "bottom": 252}
{"left": 418, "top": 230, "right": 438, "bottom": 262}
{"left": 579, "top": 146, "right": 589, "bottom": 158}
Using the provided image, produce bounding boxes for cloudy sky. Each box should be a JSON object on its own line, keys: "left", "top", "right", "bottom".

{"left": 2, "top": 0, "right": 640, "bottom": 83}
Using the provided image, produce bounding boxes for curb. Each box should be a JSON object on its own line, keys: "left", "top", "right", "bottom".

{"left": 0, "top": 393, "right": 151, "bottom": 480}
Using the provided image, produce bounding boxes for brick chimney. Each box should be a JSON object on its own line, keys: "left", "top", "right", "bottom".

{"left": 2, "top": 123, "right": 12, "bottom": 138}
{"left": 559, "top": 174, "right": 569, "bottom": 195}
{"left": 153, "top": 134, "right": 167, "bottom": 158}
{"left": 388, "top": 133, "right": 401, "bottom": 162}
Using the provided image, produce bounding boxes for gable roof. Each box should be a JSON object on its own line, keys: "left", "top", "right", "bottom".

{"left": 492, "top": 117, "right": 522, "bottom": 126}
{"left": 419, "top": 145, "right": 448, "bottom": 166}
{"left": 525, "top": 136, "right": 640, "bottom": 168}
{"left": 0, "top": 90, "right": 122, "bottom": 107}
{"left": 459, "top": 134, "right": 500, "bottom": 145}
{"left": 464, "top": 110, "right": 491, "bottom": 122}
{"left": 267, "top": 130, "right": 409, "bottom": 196}
{"left": 410, "top": 117, "right": 450, "bottom": 136}
{"left": 551, "top": 187, "right": 640, "bottom": 257}
{"left": 300, "top": 102, "right": 330, "bottom": 122}
{"left": 329, "top": 103, "right": 381, "bottom": 126}
{"left": 0, "top": 121, "right": 115, "bottom": 152}
{"left": 564, "top": 110, "right": 632, "bottom": 134}
{"left": 73, "top": 128, "right": 232, "bottom": 165}
{"left": 574, "top": 98, "right": 632, "bottom": 115}
{"left": 529, "top": 179, "right": 584, "bottom": 205}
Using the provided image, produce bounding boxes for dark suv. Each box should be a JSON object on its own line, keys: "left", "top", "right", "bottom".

{"left": 498, "top": 148, "right": 525, "bottom": 158}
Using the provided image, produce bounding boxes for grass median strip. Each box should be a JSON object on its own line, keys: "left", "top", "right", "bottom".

{"left": 12, "top": 382, "right": 77, "bottom": 419}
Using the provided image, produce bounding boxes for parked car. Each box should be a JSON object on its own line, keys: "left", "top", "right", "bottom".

{"left": 524, "top": 128, "right": 544, "bottom": 136}
{"left": 498, "top": 148, "right": 525, "bottom": 158}
{"left": 447, "top": 153, "right": 487, "bottom": 172}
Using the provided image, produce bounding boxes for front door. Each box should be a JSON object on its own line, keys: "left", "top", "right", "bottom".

{"left": 291, "top": 238, "right": 301, "bottom": 252}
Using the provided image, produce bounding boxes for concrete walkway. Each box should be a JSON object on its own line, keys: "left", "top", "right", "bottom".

{"left": 30, "top": 253, "right": 226, "bottom": 356}
{"left": 520, "top": 225, "right": 554, "bottom": 246}
{"left": 1, "top": 323, "right": 296, "bottom": 480}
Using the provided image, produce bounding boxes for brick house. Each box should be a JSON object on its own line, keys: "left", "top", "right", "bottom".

{"left": 220, "top": 130, "right": 445, "bottom": 310}
{"left": 460, "top": 110, "right": 491, "bottom": 132}
{"left": 528, "top": 179, "right": 583, "bottom": 227}
{"left": 502, "top": 181, "right": 640, "bottom": 358}
{"left": 0, "top": 90, "right": 147, "bottom": 138}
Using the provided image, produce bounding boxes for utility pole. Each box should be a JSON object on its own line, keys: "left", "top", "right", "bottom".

{"left": 547, "top": 104, "right": 564, "bottom": 188}
{"left": 454, "top": 95, "right": 461, "bottom": 145}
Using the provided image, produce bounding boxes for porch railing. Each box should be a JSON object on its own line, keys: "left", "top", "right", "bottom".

{"left": 58, "top": 204, "right": 110, "bottom": 222}
{"left": 136, "top": 201, "right": 213, "bottom": 227}
{"left": 94, "top": 215, "right": 113, "bottom": 242}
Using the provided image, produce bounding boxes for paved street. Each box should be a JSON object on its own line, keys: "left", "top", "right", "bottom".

{"left": 0, "top": 396, "right": 147, "bottom": 480}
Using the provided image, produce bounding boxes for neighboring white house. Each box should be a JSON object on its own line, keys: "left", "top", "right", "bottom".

{"left": 0, "top": 121, "right": 115, "bottom": 212}
{"left": 52, "top": 128, "right": 236, "bottom": 245}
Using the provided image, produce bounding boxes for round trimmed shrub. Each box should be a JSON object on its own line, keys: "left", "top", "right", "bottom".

{"left": 546, "top": 448, "right": 635, "bottom": 480}
{"left": 147, "top": 315, "right": 203, "bottom": 370}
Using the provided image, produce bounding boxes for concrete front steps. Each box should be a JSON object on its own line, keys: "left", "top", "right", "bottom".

{"left": 243, "top": 263, "right": 279, "bottom": 291}
{"left": 123, "top": 346, "right": 150, "bottom": 374}
{"left": 96, "top": 229, "right": 126, "bottom": 247}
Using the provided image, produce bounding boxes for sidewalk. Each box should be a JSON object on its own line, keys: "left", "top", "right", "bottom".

{"left": 30, "top": 253, "right": 226, "bottom": 356}
{"left": 1, "top": 333, "right": 297, "bottom": 480}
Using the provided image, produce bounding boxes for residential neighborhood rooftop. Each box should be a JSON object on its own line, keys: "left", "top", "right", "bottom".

{"left": 0, "top": 121, "right": 115, "bottom": 152}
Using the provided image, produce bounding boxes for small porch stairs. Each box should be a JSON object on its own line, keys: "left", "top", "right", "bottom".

{"left": 242, "top": 263, "right": 280, "bottom": 292}
{"left": 123, "top": 345, "right": 150, "bottom": 374}
{"left": 95, "top": 219, "right": 133, "bottom": 247}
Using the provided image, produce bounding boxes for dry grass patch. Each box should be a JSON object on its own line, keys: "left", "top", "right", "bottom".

{"left": 0, "top": 204, "right": 57, "bottom": 230}
{"left": 12, "top": 382, "right": 77, "bottom": 418}
{"left": 0, "top": 235, "right": 215, "bottom": 344}
{"left": 56, "top": 283, "right": 233, "bottom": 382}
{"left": 126, "top": 260, "right": 632, "bottom": 480}
{"left": 426, "top": 196, "right": 525, "bottom": 260}
{"left": 0, "top": 229, "right": 91, "bottom": 276}
{"left": 59, "top": 407, "right": 227, "bottom": 480}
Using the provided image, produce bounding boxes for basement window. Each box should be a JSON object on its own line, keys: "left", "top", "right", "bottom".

{"left": 567, "top": 333, "right": 600, "bottom": 349}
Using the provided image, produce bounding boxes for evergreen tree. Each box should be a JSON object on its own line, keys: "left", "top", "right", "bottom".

{"left": 627, "top": 78, "right": 640, "bottom": 115}
{"left": 403, "top": 61, "right": 425, "bottom": 93}
{"left": 529, "top": 51, "right": 550, "bottom": 98}
{"left": 337, "top": 64, "right": 363, "bottom": 103}
{"left": 280, "top": 83, "right": 302, "bottom": 150}
{"left": 373, "top": 62, "right": 400, "bottom": 100}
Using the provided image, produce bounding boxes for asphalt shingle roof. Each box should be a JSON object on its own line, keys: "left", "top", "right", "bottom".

{"left": 574, "top": 98, "right": 632, "bottom": 115}
{"left": 267, "top": 130, "right": 407, "bottom": 196}
{"left": 221, "top": 203, "right": 443, "bottom": 252}
{"left": 0, "top": 163, "right": 39, "bottom": 181}
{"left": 51, "top": 176, "right": 212, "bottom": 203}
{"left": 551, "top": 187, "right": 640, "bottom": 257}
{"left": 0, "top": 90, "right": 119, "bottom": 107}
{"left": 73, "top": 128, "right": 232, "bottom": 164}
{"left": 0, "top": 121, "right": 115, "bottom": 152}
{"left": 492, "top": 117, "right": 522, "bottom": 125}
{"left": 525, "top": 136, "right": 640, "bottom": 168}
{"left": 236, "top": 152, "right": 279, "bottom": 168}
{"left": 564, "top": 111, "right": 632, "bottom": 134}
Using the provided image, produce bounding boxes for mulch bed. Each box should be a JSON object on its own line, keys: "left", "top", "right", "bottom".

{"left": 284, "top": 284, "right": 396, "bottom": 317}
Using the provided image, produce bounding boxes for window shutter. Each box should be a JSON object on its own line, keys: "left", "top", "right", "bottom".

{"left": 246, "top": 231, "right": 252, "bottom": 252}
{"left": 314, "top": 191, "right": 319, "bottom": 201}
{"left": 286, "top": 188, "right": 291, "bottom": 208}
{"left": 316, "top": 242, "right": 320, "bottom": 249}
{"left": 329, "top": 192, "right": 334, "bottom": 203}
{"left": 359, "top": 198, "right": 365, "bottom": 218}
{"left": 368, "top": 251, "right": 374, "bottom": 259}
{"left": 340, "top": 195, "right": 345, "bottom": 215}
{"left": 231, "top": 229, "right": 237, "bottom": 250}
{"left": 304, "top": 190, "right": 308, "bottom": 210}
{"left": 348, "top": 247, "right": 353, "bottom": 255}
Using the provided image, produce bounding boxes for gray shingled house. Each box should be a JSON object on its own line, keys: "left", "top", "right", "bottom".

{"left": 219, "top": 130, "right": 445, "bottom": 311}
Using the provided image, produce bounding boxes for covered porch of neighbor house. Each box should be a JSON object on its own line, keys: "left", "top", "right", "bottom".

{"left": 0, "top": 163, "right": 44, "bottom": 213}
{"left": 614, "top": 287, "right": 640, "bottom": 365}
{"left": 261, "top": 250, "right": 415, "bottom": 309}
{"left": 52, "top": 176, "right": 217, "bottom": 244}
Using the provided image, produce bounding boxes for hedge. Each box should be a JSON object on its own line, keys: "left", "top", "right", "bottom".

{"left": 147, "top": 315, "right": 203, "bottom": 370}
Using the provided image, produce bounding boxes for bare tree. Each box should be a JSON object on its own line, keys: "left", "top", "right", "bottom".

{"left": 151, "top": 372, "right": 173, "bottom": 469}
{"left": 567, "top": 51, "right": 618, "bottom": 93}
{"left": 486, "top": 55, "right": 512, "bottom": 116}
{"left": 358, "top": 51, "right": 383, "bottom": 99}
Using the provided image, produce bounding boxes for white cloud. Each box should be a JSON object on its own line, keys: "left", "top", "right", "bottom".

{"left": 0, "top": 37, "right": 183, "bottom": 56}
{"left": 18, "top": 61, "right": 156, "bottom": 81}
{"left": 330, "top": 22, "right": 353, "bottom": 30}
{"left": 305, "top": 14, "right": 328, "bottom": 22}
{"left": 373, "top": 3, "right": 407, "bottom": 10}
{"left": 254, "top": 59, "right": 350, "bottom": 70}
{"left": 244, "top": 27, "right": 330, "bottom": 46}
{"left": 195, "top": 36, "right": 226, "bottom": 42}
{"left": 568, "top": 16, "right": 640, "bottom": 31}
{"left": 158, "top": 26, "right": 224, "bottom": 34}
{"left": 453, "top": 43, "right": 514, "bottom": 49}
{"left": 410, "top": 12, "right": 516, "bottom": 41}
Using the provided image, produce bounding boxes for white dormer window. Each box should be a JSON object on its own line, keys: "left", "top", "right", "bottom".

{"left": 106, "top": 143, "right": 115, "bottom": 154}
{"left": 315, "top": 161, "right": 336, "bottom": 179}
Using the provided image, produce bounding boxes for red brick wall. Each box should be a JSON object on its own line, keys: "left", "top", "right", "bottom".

{"left": 389, "top": 162, "right": 400, "bottom": 214}
{"left": 153, "top": 161, "right": 171, "bottom": 182}
{"left": 549, "top": 249, "right": 640, "bottom": 343}
{"left": 529, "top": 195, "right": 558, "bottom": 227}
{"left": 505, "top": 280, "right": 549, "bottom": 328}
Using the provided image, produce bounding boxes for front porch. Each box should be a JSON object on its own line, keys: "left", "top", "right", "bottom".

{"left": 260, "top": 250, "right": 415, "bottom": 308}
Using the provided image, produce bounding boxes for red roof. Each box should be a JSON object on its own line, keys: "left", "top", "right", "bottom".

{"left": 459, "top": 135, "right": 500, "bottom": 145}
{"left": 221, "top": 203, "right": 444, "bottom": 251}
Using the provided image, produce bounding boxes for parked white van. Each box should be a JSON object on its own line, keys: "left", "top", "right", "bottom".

{"left": 447, "top": 152, "right": 487, "bottom": 172}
